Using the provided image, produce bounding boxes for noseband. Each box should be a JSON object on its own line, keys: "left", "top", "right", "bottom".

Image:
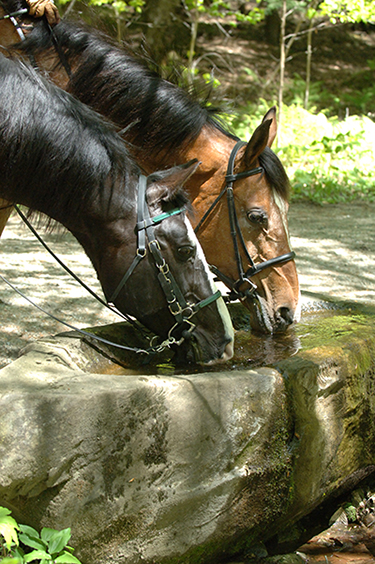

{"left": 108, "top": 175, "right": 221, "bottom": 350}
{"left": 194, "top": 140, "right": 295, "bottom": 302}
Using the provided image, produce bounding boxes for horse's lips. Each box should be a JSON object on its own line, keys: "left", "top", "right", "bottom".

{"left": 222, "top": 340, "right": 234, "bottom": 361}
{"left": 205, "top": 340, "right": 234, "bottom": 365}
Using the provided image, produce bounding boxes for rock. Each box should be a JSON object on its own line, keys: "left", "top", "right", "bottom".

{"left": 0, "top": 302, "right": 375, "bottom": 563}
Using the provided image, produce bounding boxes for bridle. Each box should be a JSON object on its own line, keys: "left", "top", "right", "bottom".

{"left": 194, "top": 140, "right": 296, "bottom": 302}
{"left": 0, "top": 6, "right": 28, "bottom": 39}
{"left": 108, "top": 174, "right": 222, "bottom": 350}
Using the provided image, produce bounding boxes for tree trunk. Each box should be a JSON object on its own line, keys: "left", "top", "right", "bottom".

{"left": 304, "top": 18, "right": 314, "bottom": 109}
{"left": 278, "top": 0, "right": 287, "bottom": 146}
{"left": 141, "top": 0, "right": 189, "bottom": 64}
{"left": 187, "top": 7, "right": 199, "bottom": 84}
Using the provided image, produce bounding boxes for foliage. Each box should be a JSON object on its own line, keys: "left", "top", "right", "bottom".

{"left": 0, "top": 508, "right": 81, "bottom": 564}
{"left": 184, "top": 0, "right": 264, "bottom": 24}
{"left": 59, "top": 0, "right": 144, "bottom": 14}
{"left": 319, "top": 0, "right": 375, "bottom": 23}
{"left": 262, "top": 0, "right": 375, "bottom": 23}
{"left": 226, "top": 102, "right": 375, "bottom": 204}
{"left": 343, "top": 502, "right": 357, "bottom": 522}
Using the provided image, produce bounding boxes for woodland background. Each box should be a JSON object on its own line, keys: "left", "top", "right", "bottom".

{"left": 48, "top": 0, "right": 375, "bottom": 205}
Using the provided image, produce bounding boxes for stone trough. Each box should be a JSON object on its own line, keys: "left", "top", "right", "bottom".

{"left": 1, "top": 299, "right": 375, "bottom": 563}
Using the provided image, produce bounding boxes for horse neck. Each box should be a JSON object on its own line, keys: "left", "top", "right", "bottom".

{"left": 135, "top": 125, "right": 237, "bottom": 205}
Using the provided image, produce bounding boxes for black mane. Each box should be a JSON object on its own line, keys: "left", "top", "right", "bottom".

{"left": 0, "top": 53, "right": 136, "bottom": 219}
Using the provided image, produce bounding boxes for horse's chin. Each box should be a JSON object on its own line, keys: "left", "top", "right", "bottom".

{"left": 173, "top": 333, "right": 234, "bottom": 366}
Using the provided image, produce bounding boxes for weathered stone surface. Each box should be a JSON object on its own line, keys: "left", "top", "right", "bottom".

{"left": 0, "top": 303, "right": 375, "bottom": 563}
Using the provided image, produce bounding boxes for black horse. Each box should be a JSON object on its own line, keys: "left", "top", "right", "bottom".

{"left": 0, "top": 53, "right": 234, "bottom": 364}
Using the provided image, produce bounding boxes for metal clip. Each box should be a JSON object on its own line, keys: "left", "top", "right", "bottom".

{"left": 181, "top": 305, "right": 194, "bottom": 320}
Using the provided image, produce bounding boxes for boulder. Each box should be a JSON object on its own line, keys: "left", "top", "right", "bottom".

{"left": 0, "top": 301, "right": 375, "bottom": 563}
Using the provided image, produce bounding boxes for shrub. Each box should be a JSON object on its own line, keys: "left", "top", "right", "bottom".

{"left": 226, "top": 102, "right": 375, "bottom": 204}
{"left": 0, "top": 507, "right": 81, "bottom": 564}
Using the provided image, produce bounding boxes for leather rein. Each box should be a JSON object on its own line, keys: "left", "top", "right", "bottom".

{"left": 194, "top": 140, "right": 296, "bottom": 302}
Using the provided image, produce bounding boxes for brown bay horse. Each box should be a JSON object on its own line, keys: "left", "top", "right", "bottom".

{"left": 0, "top": 1, "right": 300, "bottom": 334}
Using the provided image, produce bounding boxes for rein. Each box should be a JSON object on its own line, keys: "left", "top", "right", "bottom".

{"left": 195, "top": 140, "right": 295, "bottom": 302}
{"left": 0, "top": 7, "right": 28, "bottom": 41}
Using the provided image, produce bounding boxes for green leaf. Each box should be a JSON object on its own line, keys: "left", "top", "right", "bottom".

{"left": 18, "top": 533, "right": 46, "bottom": 551}
{"left": 0, "top": 517, "right": 19, "bottom": 550}
{"left": 23, "top": 550, "right": 51, "bottom": 562}
{"left": 40, "top": 530, "right": 56, "bottom": 544}
{"left": 19, "top": 526, "right": 40, "bottom": 541}
{"left": 42, "top": 529, "right": 71, "bottom": 555}
{"left": 54, "top": 552, "right": 82, "bottom": 564}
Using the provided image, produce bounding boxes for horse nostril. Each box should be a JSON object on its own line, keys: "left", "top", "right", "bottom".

{"left": 277, "top": 306, "right": 295, "bottom": 327}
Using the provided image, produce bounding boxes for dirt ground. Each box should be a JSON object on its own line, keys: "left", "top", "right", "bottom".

{"left": 0, "top": 200, "right": 374, "bottom": 369}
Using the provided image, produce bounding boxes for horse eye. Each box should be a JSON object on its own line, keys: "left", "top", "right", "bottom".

{"left": 177, "top": 245, "right": 195, "bottom": 261}
{"left": 247, "top": 209, "right": 268, "bottom": 226}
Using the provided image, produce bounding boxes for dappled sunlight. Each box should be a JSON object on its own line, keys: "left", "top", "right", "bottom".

{"left": 0, "top": 214, "right": 120, "bottom": 368}
{"left": 292, "top": 236, "right": 375, "bottom": 299}
{"left": 289, "top": 202, "right": 375, "bottom": 305}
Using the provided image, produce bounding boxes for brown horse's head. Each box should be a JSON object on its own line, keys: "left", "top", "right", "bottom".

{"left": 191, "top": 108, "right": 300, "bottom": 334}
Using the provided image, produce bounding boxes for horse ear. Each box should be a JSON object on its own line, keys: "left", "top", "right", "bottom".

{"left": 243, "top": 118, "right": 272, "bottom": 168}
{"left": 243, "top": 107, "right": 278, "bottom": 167}
{"left": 262, "top": 106, "right": 278, "bottom": 147}
{"left": 147, "top": 159, "right": 201, "bottom": 205}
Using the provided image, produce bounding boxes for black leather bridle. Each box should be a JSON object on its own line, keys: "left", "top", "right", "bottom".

{"left": 194, "top": 140, "right": 296, "bottom": 302}
{"left": 108, "top": 174, "right": 222, "bottom": 350}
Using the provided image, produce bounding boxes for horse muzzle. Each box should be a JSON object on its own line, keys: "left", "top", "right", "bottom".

{"left": 243, "top": 293, "right": 298, "bottom": 335}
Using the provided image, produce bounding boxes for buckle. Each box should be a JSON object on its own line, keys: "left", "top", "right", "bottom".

{"left": 233, "top": 277, "right": 257, "bottom": 300}
{"left": 181, "top": 305, "right": 195, "bottom": 320}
